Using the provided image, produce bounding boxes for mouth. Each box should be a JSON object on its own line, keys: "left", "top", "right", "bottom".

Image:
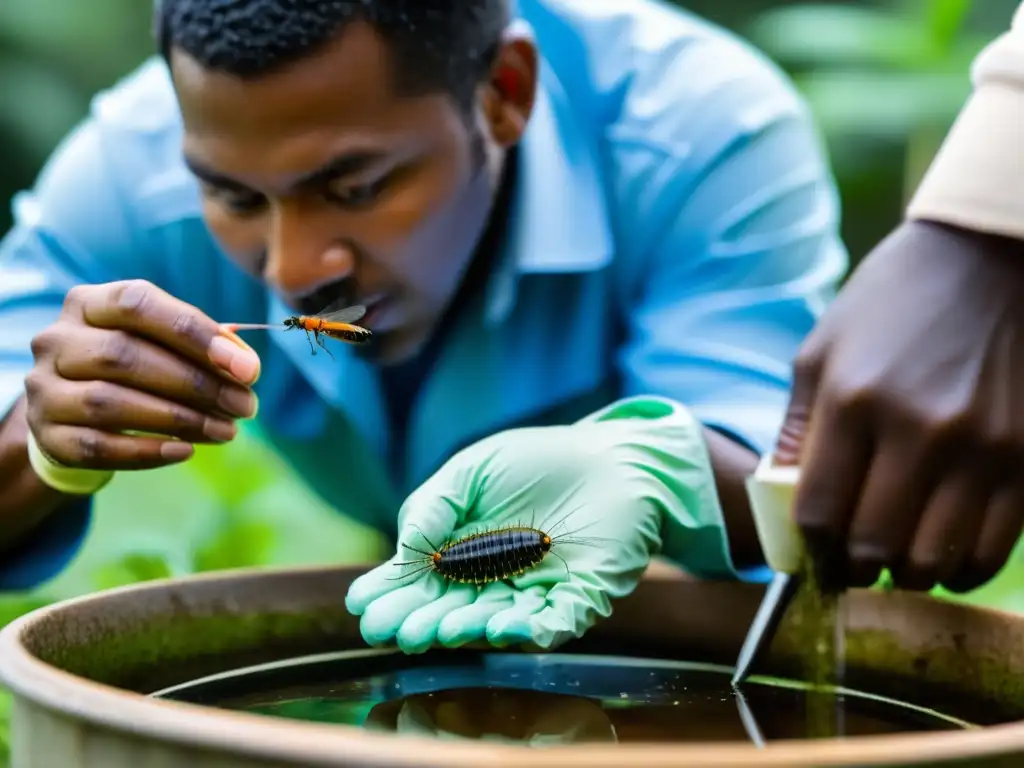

{"left": 357, "top": 294, "right": 395, "bottom": 331}
{"left": 287, "top": 286, "right": 382, "bottom": 318}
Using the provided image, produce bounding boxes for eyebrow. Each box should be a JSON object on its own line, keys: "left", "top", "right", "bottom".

{"left": 183, "top": 151, "right": 390, "bottom": 192}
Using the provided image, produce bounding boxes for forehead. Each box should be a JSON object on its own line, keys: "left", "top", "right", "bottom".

{"left": 170, "top": 21, "right": 463, "bottom": 180}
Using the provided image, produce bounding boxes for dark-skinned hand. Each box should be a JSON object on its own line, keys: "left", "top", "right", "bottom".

{"left": 24, "top": 279, "right": 260, "bottom": 470}
{"left": 775, "top": 219, "right": 1024, "bottom": 594}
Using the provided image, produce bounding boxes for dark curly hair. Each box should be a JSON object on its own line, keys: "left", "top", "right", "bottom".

{"left": 154, "top": 0, "right": 510, "bottom": 109}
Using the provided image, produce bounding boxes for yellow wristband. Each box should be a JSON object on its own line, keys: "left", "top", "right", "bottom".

{"left": 26, "top": 429, "right": 114, "bottom": 496}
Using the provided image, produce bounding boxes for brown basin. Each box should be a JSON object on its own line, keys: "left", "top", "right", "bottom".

{"left": 1, "top": 561, "right": 1023, "bottom": 766}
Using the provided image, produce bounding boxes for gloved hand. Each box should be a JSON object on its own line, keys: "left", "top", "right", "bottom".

{"left": 345, "top": 395, "right": 738, "bottom": 653}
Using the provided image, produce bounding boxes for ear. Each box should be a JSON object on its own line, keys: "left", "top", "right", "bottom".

{"left": 480, "top": 33, "right": 538, "bottom": 149}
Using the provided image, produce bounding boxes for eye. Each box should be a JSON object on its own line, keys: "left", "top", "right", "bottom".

{"left": 201, "top": 184, "right": 267, "bottom": 217}
{"left": 324, "top": 176, "right": 390, "bottom": 209}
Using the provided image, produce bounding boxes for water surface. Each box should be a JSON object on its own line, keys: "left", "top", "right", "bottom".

{"left": 152, "top": 650, "right": 974, "bottom": 745}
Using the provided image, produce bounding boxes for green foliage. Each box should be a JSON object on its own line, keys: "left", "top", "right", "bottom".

{"left": 0, "top": 695, "right": 7, "bottom": 761}
{"left": 91, "top": 552, "right": 176, "bottom": 592}
{"left": 744, "top": 0, "right": 988, "bottom": 191}
{"left": 738, "top": 0, "right": 1007, "bottom": 267}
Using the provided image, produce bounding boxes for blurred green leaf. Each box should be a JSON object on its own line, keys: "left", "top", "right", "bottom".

{"left": 0, "top": 596, "right": 51, "bottom": 631}
{"left": 0, "top": 691, "right": 9, "bottom": 763}
{"left": 747, "top": 2, "right": 986, "bottom": 71}
{"left": 0, "top": 59, "right": 87, "bottom": 158}
{"left": 192, "top": 517, "right": 278, "bottom": 572}
{"left": 91, "top": 552, "right": 175, "bottom": 592}
{"left": 0, "top": 0, "right": 153, "bottom": 87}
{"left": 185, "top": 441, "right": 280, "bottom": 508}
{"left": 748, "top": 5, "right": 939, "bottom": 69}
{"left": 794, "top": 70, "right": 974, "bottom": 138}
{"left": 926, "top": 0, "right": 976, "bottom": 50}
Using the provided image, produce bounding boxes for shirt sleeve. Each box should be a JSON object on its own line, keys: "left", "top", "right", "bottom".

{"left": 614, "top": 39, "right": 847, "bottom": 459}
{"left": 906, "top": 3, "right": 1024, "bottom": 239}
{"left": 0, "top": 117, "right": 149, "bottom": 591}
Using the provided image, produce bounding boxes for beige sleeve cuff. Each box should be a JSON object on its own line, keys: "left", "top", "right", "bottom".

{"left": 906, "top": 3, "right": 1024, "bottom": 240}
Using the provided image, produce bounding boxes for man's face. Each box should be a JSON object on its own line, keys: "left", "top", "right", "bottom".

{"left": 171, "top": 22, "right": 535, "bottom": 365}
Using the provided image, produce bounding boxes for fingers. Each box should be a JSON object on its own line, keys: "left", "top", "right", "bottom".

{"left": 43, "top": 325, "right": 256, "bottom": 420}
{"left": 345, "top": 561, "right": 405, "bottom": 616}
{"left": 23, "top": 280, "right": 262, "bottom": 472}
{"left": 792, "top": 387, "right": 874, "bottom": 590}
{"left": 65, "top": 280, "right": 259, "bottom": 384}
{"left": 31, "top": 424, "right": 194, "bottom": 470}
{"left": 774, "top": 342, "right": 825, "bottom": 465}
{"left": 354, "top": 576, "right": 448, "bottom": 647}
{"left": 943, "top": 486, "right": 1024, "bottom": 593}
{"left": 29, "top": 378, "right": 238, "bottom": 446}
{"left": 436, "top": 583, "right": 520, "bottom": 648}
{"left": 395, "top": 583, "right": 481, "bottom": 653}
{"left": 347, "top": 508, "right": 473, "bottom": 650}
{"left": 345, "top": 542, "right": 445, "bottom": 615}
{"left": 889, "top": 469, "right": 991, "bottom": 591}
{"left": 486, "top": 580, "right": 607, "bottom": 650}
{"left": 842, "top": 441, "right": 940, "bottom": 588}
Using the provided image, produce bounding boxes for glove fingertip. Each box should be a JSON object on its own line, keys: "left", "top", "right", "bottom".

{"left": 359, "top": 603, "right": 407, "bottom": 646}
{"left": 485, "top": 617, "right": 531, "bottom": 647}
{"left": 437, "top": 634, "right": 470, "bottom": 650}
{"left": 395, "top": 616, "right": 442, "bottom": 656}
{"left": 345, "top": 569, "right": 399, "bottom": 614}
{"left": 345, "top": 588, "right": 369, "bottom": 615}
{"left": 396, "top": 635, "right": 434, "bottom": 655}
{"left": 436, "top": 621, "right": 483, "bottom": 649}
{"left": 359, "top": 628, "right": 396, "bottom": 649}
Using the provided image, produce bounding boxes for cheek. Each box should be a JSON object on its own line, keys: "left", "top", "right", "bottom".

{"left": 377, "top": 153, "right": 490, "bottom": 285}
{"left": 202, "top": 201, "right": 266, "bottom": 277}
{"left": 413, "top": 161, "right": 497, "bottom": 290}
{"left": 370, "top": 157, "right": 469, "bottom": 251}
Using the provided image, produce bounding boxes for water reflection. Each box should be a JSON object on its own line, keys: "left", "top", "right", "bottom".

{"left": 364, "top": 689, "right": 617, "bottom": 744}
{"left": 155, "top": 651, "right": 976, "bottom": 745}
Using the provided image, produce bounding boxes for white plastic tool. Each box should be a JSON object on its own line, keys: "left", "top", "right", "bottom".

{"left": 744, "top": 451, "right": 803, "bottom": 575}
{"left": 731, "top": 451, "right": 805, "bottom": 687}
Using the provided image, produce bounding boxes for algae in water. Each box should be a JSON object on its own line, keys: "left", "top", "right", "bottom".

{"left": 790, "top": 557, "right": 844, "bottom": 739}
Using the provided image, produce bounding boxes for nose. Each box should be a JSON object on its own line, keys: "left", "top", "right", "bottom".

{"left": 262, "top": 202, "right": 355, "bottom": 297}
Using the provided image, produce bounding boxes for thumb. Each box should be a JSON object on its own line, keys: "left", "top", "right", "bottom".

{"left": 775, "top": 347, "right": 823, "bottom": 466}
{"left": 396, "top": 445, "right": 491, "bottom": 534}
{"left": 393, "top": 489, "right": 467, "bottom": 557}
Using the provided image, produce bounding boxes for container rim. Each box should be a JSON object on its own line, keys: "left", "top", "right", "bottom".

{"left": 2, "top": 564, "right": 1023, "bottom": 767}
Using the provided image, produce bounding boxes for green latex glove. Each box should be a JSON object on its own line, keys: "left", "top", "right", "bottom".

{"left": 345, "top": 396, "right": 737, "bottom": 653}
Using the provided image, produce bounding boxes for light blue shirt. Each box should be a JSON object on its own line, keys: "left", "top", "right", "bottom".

{"left": 0, "top": 0, "right": 846, "bottom": 591}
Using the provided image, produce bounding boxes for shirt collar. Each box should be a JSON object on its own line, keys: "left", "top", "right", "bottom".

{"left": 484, "top": 52, "right": 615, "bottom": 324}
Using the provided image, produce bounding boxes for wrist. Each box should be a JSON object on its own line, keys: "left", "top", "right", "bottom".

{"left": 0, "top": 399, "right": 87, "bottom": 553}
{"left": 579, "top": 396, "right": 738, "bottom": 576}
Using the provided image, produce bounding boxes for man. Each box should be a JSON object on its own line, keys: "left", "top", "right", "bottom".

{"left": 0, "top": 0, "right": 845, "bottom": 649}
{"left": 776, "top": 3, "right": 1024, "bottom": 596}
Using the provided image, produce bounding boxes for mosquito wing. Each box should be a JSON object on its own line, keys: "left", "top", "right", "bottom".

{"left": 315, "top": 303, "right": 367, "bottom": 324}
